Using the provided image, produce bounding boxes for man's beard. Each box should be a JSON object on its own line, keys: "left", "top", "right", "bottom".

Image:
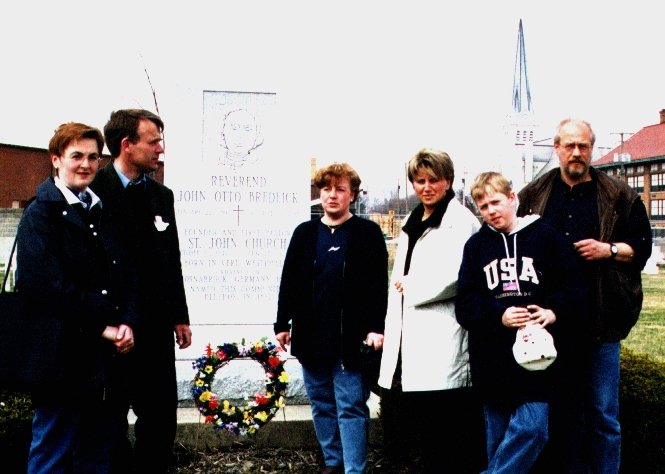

{"left": 563, "top": 160, "right": 589, "bottom": 180}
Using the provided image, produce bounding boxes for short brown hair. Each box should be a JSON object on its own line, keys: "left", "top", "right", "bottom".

{"left": 48, "top": 122, "right": 104, "bottom": 158}
{"left": 470, "top": 171, "right": 512, "bottom": 202}
{"left": 314, "top": 163, "right": 361, "bottom": 203}
{"left": 407, "top": 148, "right": 454, "bottom": 185}
{"left": 104, "top": 109, "right": 164, "bottom": 158}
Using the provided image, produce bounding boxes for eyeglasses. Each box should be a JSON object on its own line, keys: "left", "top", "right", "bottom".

{"left": 562, "top": 142, "right": 591, "bottom": 152}
{"left": 65, "top": 154, "right": 101, "bottom": 163}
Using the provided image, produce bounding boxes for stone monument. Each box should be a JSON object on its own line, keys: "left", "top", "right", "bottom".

{"left": 170, "top": 91, "right": 310, "bottom": 402}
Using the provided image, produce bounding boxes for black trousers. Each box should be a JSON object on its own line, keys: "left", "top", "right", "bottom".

{"left": 108, "top": 340, "right": 178, "bottom": 474}
{"left": 381, "top": 386, "right": 486, "bottom": 473}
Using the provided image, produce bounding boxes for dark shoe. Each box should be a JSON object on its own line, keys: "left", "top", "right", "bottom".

{"left": 320, "top": 466, "right": 344, "bottom": 474}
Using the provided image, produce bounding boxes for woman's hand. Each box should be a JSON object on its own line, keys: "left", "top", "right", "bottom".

{"left": 102, "top": 326, "right": 119, "bottom": 341}
{"left": 365, "top": 332, "right": 384, "bottom": 350}
{"left": 276, "top": 331, "right": 291, "bottom": 351}
{"left": 114, "top": 324, "right": 134, "bottom": 354}
{"left": 103, "top": 324, "right": 134, "bottom": 354}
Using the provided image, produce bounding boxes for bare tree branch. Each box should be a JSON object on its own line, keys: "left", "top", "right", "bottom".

{"left": 139, "top": 51, "right": 165, "bottom": 155}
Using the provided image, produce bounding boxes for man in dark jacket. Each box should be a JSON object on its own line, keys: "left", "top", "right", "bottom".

{"left": 91, "top": 109, "right": 191, "bottom": 474}
{"left": 517, "top": 118, "right": 652, "bottom": 474}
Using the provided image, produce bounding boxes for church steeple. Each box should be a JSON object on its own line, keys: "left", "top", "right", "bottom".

{"left": 512, "top": 19, "right": 532, "bottom": 114}
{"left": 500, "top": 19, "right": 538, "bottom": 192}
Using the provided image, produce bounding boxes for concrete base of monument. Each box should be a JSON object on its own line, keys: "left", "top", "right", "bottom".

{"left": 127, "top": 393, "right": 382, "bottom": 449}
{"left": 176, "top": 357, "right": 315, "bottom": 405}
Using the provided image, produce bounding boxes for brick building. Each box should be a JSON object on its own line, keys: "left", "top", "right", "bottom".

{"left": 0, "top": 143, "right": 163, "bottom": 286}
{"left": 0, "top": 143, "right": 163, "bottom": 209}
{"left": 592, "top": 110, "right": 665, "bottom": 237}
{"left": 0, "top": 144, "right": 54, "bottom": 209}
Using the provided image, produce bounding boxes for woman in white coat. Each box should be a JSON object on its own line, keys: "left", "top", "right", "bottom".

{"left": 378, "top": 148, "right": 484, "bottom": 473}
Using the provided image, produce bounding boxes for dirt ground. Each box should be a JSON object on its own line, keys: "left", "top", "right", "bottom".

{"left": 168, "top": 444, "right": 403, "bottom": 473}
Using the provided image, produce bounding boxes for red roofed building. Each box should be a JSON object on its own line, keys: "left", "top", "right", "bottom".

{"left": 593, "top": 110, "right": 665, "bottom": 237}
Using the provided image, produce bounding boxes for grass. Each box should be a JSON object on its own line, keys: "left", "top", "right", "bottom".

{"left": 622, "top": 269, "right": 665, "bottom": 363}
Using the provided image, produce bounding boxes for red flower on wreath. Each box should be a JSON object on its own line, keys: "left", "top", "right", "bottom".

{"left": 216, "top": 350, "right": 227, "bottom": 360}
{"left": 208, "top": 399, "right": 220, "bottom": 410}
{"left": 205, "top": 415, "right": 215, "bottom": 423}
{"left": 255, "top": 393, "right": 269, "bottom": 405}
{"left": 206, "top": 343, "right": 213, "bottom": 358}
{"left": 268, "top": 356, "right": 281, "bottom": 368}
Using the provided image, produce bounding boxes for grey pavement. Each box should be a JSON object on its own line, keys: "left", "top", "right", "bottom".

{"left": 128, "top": 393, "right": 382, "bottom": 449}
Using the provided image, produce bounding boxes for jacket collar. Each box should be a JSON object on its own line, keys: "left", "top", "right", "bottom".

{"left": 402, "top": 189, "right": 455, "bottom": 234}
{"left": 35, "top": 178, "right": 87, "bottom": 229}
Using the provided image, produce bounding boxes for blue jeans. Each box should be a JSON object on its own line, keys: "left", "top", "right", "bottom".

{"left": 28, "top": 398, "right": 115, "bottom": 474}
{"left": 585, "top": 341, "right": 621, "bottom": 474}
{"left": 483, "top": 402, "right": 549, "bottom": 474}
{"left": 302, "top": 361, "right": 370, "bottom": 474}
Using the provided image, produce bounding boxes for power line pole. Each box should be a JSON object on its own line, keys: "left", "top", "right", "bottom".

{"left": 396, "top": 180, "right": 401, "bottom": 215}
{"left": 404, "top": 163, "right": 410, "bottom": 213}
{"left": 610, "top": 132, "right": 634, "bottom": 180}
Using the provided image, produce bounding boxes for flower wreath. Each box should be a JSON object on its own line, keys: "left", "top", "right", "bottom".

{"left": 191, "top": 337, "right": 289, "bottom": 436}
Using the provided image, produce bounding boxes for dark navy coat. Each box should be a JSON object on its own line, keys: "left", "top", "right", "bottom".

{"left": 16, "top": 178, "right": 137, "bottom": 394}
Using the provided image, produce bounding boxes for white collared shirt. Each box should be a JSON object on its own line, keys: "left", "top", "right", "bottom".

{"left": 53, "top": 176, "right": 102, "bottom": 209}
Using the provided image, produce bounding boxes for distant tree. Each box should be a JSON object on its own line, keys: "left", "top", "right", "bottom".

{"left": 352, "top": 191, "right": 370, "bottom": 215}
{"left": 368, "top": 190, "right": 410, "bottom": 215}
{"left": 369, "top": 188, "right": 480, "bottom": 218}
{"left": 456, "top": 188, "right": 481, "bottom": 220}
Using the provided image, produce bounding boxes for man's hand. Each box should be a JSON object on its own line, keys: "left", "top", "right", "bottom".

{"left": 574, "top": 239, "right": 634, "bottom": 263}
{"left": 365, "top": 332, "right": 384, "bottom": 350}
{"left": 573, "top": 238, "right": 610, "bottom": 261}
{"left": 276, "top": 331, "right": 291, "bottom": 351}
{"left": 175, "top": 324, "right": 192, "bottom": 349}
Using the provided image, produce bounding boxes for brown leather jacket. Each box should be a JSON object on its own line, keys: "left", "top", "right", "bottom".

{"left": 518, "top": 168, "right": 652, "bottom": 342}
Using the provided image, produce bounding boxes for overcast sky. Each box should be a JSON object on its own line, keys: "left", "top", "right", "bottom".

{"left": 2, "top": 1, "right": 664, "bottom": 198}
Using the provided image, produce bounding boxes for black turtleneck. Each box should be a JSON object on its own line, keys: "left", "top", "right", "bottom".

{"left": 402, "top": 188, "right": 455, "bottom": 276}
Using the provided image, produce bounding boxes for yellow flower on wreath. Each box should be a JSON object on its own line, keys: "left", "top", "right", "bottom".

{"left": 204, "top": 365, "right": 213, "bottom": 374}
{"left": 195, "top": 379, "right": 204, "bottom": 387}
{"left": 278, "top": 372, "right": 289, "bottom": 383}
{"left": 222, "top": 400, "right": 235, "bottom": 415}
{"left": 255, "top": 411, "right": 268, "bottom": 422}
{"left": 199, "top": 391, "right": 212, "bottom": 403}
{"left": 276, "top": 396, "right": 286, "bottom": 408}
{"left": 243, "top": 411, "right": 253, "bottom": 421}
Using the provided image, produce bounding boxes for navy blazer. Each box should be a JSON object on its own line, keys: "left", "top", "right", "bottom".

{"left": 16, "top": 178, "right": 138, "bottom": 392}
{"left": 91, "top": 162, "right": 189, "bottom": 343}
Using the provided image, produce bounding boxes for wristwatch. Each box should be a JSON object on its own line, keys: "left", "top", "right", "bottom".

{"left": 609, "top": 243, "right": 618, "bottom": 259}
